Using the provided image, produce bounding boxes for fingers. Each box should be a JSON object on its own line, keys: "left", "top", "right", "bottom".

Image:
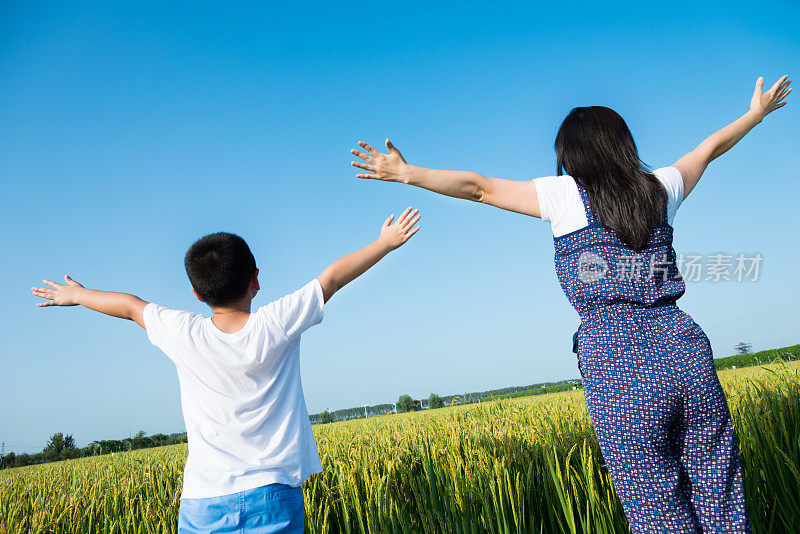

{"left": 350, "top": 149, "right": 374, "bottom": 164}
{"left": 36, "top": 301, "right": 57, "bottom": 307}
{"left": 383, "top": 214, "right": 395, "bottom": 227}
{"left": 385, "top": 139, "right": 399, "bottom": 154}
{"left": 358, "top": 141, "right": 381, "bottom": 157}
{"left": 356, "top": 173, "right": 375, "bottom": 179}
{"left": 755, "top": 76, "right": 764, "bottom": 92}
{"left": 351, "top": 161, "right": 375, "bottom": 172}
{"left": 776, "top": 82, "right": 792, "bottom": 100}
{"left": 31, "top": 287, "right": 55, "bottom": 300}
{"left": 770, "top": 74, "right": 789, "bottom": 94}
{"left": 42, "top": 279, "right": 62, "bottom": 289}
{"left": 401, "top": 211, "right": 420, "bottom": 230}
{"left": 395, "top": 207, "right": 413, "bottom": 226}
{"left": 405, "top": 225, "right": 421, "bottom": 239}
{"left": 773, "top": 77, "right": 791, "bottom": 97}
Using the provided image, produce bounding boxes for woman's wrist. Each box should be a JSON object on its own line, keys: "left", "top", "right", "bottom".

{"left": 398, "top": 162, "right": 416, "bottom": 185}
{"left": 745, "top": 108, "right": 764, "bottom": 125}
{"left": 70, "top": 286, "right": 88, "bottom": 306}
{"left": 373, "top": 236, "right": 396, "bottom": 253}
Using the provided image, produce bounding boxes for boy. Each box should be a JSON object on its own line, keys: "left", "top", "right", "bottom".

{"left": 31, "top": 207, "right": 421, "bottom": 533}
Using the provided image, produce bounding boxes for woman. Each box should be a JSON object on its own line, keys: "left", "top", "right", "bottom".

{"left": 349, "top": 75, "right": 791, "bottom": 533}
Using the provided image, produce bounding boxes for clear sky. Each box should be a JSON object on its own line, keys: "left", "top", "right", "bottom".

{"left": 2, "top": 1, "right": 799, "bottom": 454}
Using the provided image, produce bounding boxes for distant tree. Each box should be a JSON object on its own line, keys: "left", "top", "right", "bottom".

{"left": 97, "top": 440, "right": 125, "bottom": 454}
{"left": 15, "top": 453, "right": 33, "bottom": 467}
{"left": 44, "top": 433, "right": 66, "bottom": 455}
{"left": 135, "top": 430, "right": 147, "bottom": 439}
{"left": 1, "top": 452, "right": 15, "bottom": 469}
{"left": 428, "top": 393, "right": 444, "bottom": 409}
{"left": 735, "top": 342, "right": 753, "bottom": 355}
{"left": 397, "top": 394, "right": 415, "bottom": 413}
{"left": 63, "top": 434, "right": 76, "bottom": 450}
{"left": 319, "top": 410, "right": 335, "bottom": 424}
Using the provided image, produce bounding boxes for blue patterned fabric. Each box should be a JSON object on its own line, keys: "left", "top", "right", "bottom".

{"left": 554, "top": 182, "right": 751, "bottom": 533}
{"left": 178, "top": 483, "right": 304, "bottom": 534}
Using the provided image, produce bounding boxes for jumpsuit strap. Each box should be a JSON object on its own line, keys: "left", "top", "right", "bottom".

{"left": 574, "top": 179, "right": 600, "bottom": 226}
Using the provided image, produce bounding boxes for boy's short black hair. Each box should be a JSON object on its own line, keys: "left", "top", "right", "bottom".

{"left": 184, "top": 232, "right": 257, "bottom": 307}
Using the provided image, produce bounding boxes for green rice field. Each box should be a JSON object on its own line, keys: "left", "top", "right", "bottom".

{"left": 2, "top": 361, "right": 799, "bottom": 533}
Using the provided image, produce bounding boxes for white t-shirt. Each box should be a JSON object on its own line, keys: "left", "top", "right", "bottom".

{"left": 533, "top": 166, "right": 685, "bottom": 237}
{"left": 143, "top": 279, "right": 325, "bottom": 499}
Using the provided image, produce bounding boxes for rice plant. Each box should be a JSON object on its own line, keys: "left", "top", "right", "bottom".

{"left": 1, "top": 362, "right": 798, "bottom": 533}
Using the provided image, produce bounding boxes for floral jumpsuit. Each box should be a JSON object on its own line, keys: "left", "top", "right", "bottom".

{"left": 555, "top": 181, "right": 752, "bottom": 533}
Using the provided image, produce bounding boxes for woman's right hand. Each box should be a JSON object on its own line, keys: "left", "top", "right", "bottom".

{"left": 350, "top": 139, "right": 410, "bottom": 183}
{"left": 750, "top": 75, "right": 791, "bottom": 120}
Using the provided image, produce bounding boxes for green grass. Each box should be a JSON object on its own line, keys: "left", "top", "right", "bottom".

{"left": 713, "top": 344, "right": 800, "bottom": 370}
{"left": 2, "top": 362, "right": 799, "bottom": 533}
{"left": 486, "top": 382, "right": 582, "bottom": 401}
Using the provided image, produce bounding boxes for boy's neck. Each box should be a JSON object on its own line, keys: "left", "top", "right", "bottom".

{"left": 209, "top": 299, "right": 254, "bottom": 334}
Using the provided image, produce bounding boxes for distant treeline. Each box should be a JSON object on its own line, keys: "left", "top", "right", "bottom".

{"left": 309, "top": 379, "right": 582, "bottom": 424}
{"left": 487, "top": 381, "right": 583, "bottom": 401}
{"left": 5, "top": 344, "right": 797, "bottom": 469}
{"left": 308, "top": 344, "right": 800, "bottom": 425}
{"left": 713, "top": 344, "right": 799, "bottom": 370}
{"left": 309, "top": 403, "right": 396, "bottom": 424}
{"left": 439, "top": 380, "right": 581, "bottom": 407}
{"left": 0, "top": 431, "right": 187, "bottom": 471}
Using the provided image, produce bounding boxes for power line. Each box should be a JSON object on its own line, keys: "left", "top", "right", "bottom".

{"left": 706, "top": 297, "right": 800, "bottom": 331}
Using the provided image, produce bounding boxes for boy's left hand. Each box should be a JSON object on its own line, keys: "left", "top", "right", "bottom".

{"left": 32, "top": 275, "right": 84, "bottom": 307}
{"left": 379, "top": 207, "right": 421, "bottom": 250}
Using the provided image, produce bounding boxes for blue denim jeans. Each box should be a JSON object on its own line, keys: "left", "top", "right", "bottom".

{"left": 178, "top": 483, "right": 303, "bottom": 533}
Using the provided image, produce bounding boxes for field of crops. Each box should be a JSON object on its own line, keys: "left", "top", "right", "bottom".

{"left": 2, "top": 361, "right": 799, "bottom": 534}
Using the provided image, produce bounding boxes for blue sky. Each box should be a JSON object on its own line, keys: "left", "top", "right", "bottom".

{"left": 1, "top": 1, "right": 798, "bottom": 453}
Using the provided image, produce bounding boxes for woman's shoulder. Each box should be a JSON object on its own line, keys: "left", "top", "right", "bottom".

{"left": 651, "top": 166, "right": 685, "bottom": 223}
{"left": 534, "top": 174, "right": 578, "bottom": 192}
{"left": 533, "top": 174, "right": 585, "bottom": 233}
{"left": 652, "top": 166, "right": 683, "bottom": 186}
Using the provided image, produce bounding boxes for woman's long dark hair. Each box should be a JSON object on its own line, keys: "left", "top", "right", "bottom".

{"left": 555, "top": 106, "right": 665, "bottom": 251}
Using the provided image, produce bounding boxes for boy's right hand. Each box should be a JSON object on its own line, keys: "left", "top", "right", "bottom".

{"left": 378, "top": 207, "right": 421, "bottom": 250}
{"left": 32, "top": 275, "right": 84, "bottom": 307}
{"left": 316, "top": 207, "right": 422, "bottom": 303}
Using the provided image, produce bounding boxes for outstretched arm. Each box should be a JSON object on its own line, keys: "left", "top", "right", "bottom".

{"left": 350, "top": 140, "right": 542, "bottom": 218}
{"left": 32, "top": 275, "right": 148, "bottom": 329}
{"left": 317, "top": 207, "right": 421, "bottom": 302}
{"left": 673, "top": 75, "right": 791, "bottom": 199}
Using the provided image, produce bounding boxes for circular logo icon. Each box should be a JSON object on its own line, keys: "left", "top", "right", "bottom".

{"left": 577, "top": 251, "right": 608, "bottom": 283}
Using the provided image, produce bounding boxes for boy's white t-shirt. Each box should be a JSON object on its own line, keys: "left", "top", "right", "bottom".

{"left": 143, "top": 279, "right": 325, "bottom": 499}
{"left": 533, "top": 166, "right": 685, "bottom": 237}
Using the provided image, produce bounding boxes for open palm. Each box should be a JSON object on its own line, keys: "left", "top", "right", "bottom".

{"left": 32, "top": 275, "right": 84, "bottom": 307}
{"left": 751, "top": 75, "right": 791, "bottom": 119}
{"left": 350, "top": 139, "right": 409, "bottom": 182}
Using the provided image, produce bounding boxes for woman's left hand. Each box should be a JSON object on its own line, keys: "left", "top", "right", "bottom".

{"left": 350, "top": 139, "right": 410, "bottom": 183}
